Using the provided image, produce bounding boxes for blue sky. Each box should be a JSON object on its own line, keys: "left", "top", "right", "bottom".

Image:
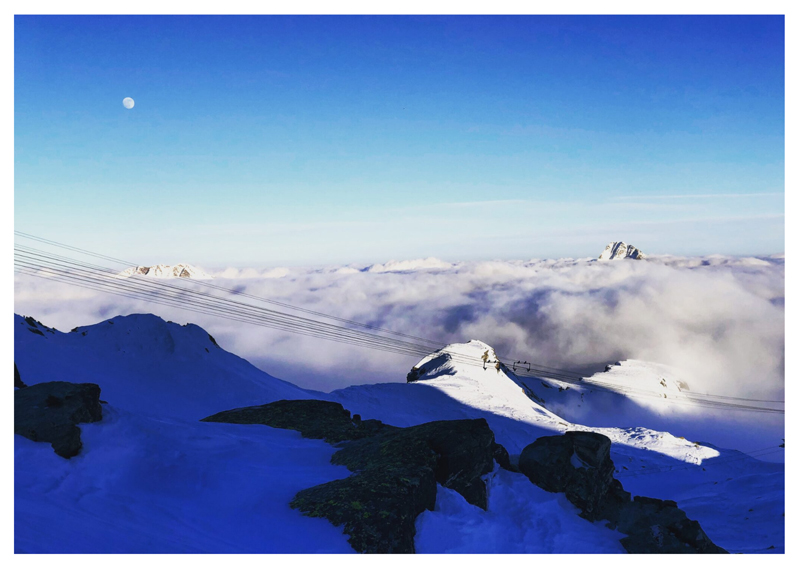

{"left": 15, "top": 15, "right": 784, "bottom": 266}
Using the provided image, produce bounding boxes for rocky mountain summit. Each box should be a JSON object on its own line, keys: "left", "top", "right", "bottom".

{"left": 117, "top": 263, "right": 212, "bottom": 279}
{"left": 599, "top": 241, "right": 646, "bottom": 260}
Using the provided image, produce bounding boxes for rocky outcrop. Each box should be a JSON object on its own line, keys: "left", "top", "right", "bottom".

{"left": 599, "top": 241, "right": 646, "bottom": 260}
{"left": 406, "top": 353, "right": 453, "bottom": 383}
{"left": 201, "top": 399, "right": 394, "bottom": 444}
{"left": 518, "top": 431, "right": 726, "bottom": 553}
{"left": 20, "top": 316, "right": 56, "bottom": 337}
{"left": 291, "top": 461, "right": 437, "bottom": 554}
{"left": 519, "top": 431, "right": 618, "bottom": 521}
{"left": 493, "top": 441, "right": 517, "bottom": 472}
{"left": 15, "top": 363, "right": 27, "bottom": 389}
{"left": 292, "top": 418, "right": 496, "bottom": 553}
{"left": 15, "top": 381, "right": 103, "bottom": 458}
{"left": 117, "top": 263, "right": 212, "bottom": 279}
{"left": 335, "top": 419, "right": 496, "bottom": 506}
{"left": 203, "top": 399, "right": 501, "bottom": 553}
{"left": 616, "top": 496, "right": 727, "bottom": 553}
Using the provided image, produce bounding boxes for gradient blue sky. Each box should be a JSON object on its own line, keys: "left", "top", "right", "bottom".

{"left": 15, "top": 15, "right": 784, "bottom": 266}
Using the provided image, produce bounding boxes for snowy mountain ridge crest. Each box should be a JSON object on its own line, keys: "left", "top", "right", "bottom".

{"left": 404, "top": 338, "right": 718, "bottom": 464}
{"left": 117, "top": 263, "right": 213, "bottom": 280}
{"left": 599, "top": 242, "right": 646, "bottom": 260}
{"left": 15, "top": 312, "right": 784, "bottom": 553}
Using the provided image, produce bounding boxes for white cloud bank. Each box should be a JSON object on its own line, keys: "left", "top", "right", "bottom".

{"left": 15, "top": 254, "right": 784, "bottom": 405}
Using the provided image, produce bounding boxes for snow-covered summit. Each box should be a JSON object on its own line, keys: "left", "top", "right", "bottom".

{"left": 366, "top": 258, "right": 453, "bottom": 273}
{"left": 598, "top": 242, "right": 646, "bottom": 260}
{"left": 117, "top": 263, "right": 213, "bottom": 280}
{"left": 392, "top": 340, "right": 717, "bottom": 464}
{"left": 14, "top": 313, "right": 307, "bottom": 419}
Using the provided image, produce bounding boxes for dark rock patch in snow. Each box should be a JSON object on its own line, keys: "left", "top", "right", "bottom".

{"left": 292, "top": 418, "right": 496, "bottom": 553}
{"left": 21, "top": 316, "right": 56, "bottom": 336}
{"left": 519, "top": 431, "right": 618, "bottom": 521}
{"left": 406, "top": 353, "right": 456, "bottom": 383}
{"left": 15, "top": 363, "right": 27, "bottom": 389}
{"left": 15, "top": 381, "right": 103, "bottom": 458}
{"left": 493, "top": 442, "right": 517, "bottom": 472}
{"left": 331, "top": 419, "right": 496, "bottom": 508}
{"left": 201, "top": 399, "right": 394, "bottom": 444}
{"left": 204, "top": 399, "right": 502, "bottom": 553}
{"left": 519, "top": 431, "right": 726, "bottom": 554}
{"left": 615, "top": 496, "right": 727, "bottom": 554}
{"left": 292, "top": 461, "right": 437, "bottom": 554}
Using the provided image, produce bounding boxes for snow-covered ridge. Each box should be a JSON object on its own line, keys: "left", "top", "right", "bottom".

{"left": 14, "top": 313, "right": 307, "bottom": 419}
{"left": 366, "top": 257, "right": 453, "bottom": 273}
{"left": 401, "top": 340, "right": 717, "bottom": 464}
{"left": 15, "top": 314, "right": 785, "bottom": 553}
{"left": 599, "top": 241, "right": 646, "bottom": 260}
{"left": 117, "top": 263, "right": 213, "bottom": 280}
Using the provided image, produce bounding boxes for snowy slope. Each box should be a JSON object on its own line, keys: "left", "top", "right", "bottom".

{"left": 415, "top": 469, "right": 626, "bottom": 553}
{"left": 14, "top": 314, "right": 311, "bottom": 420}
{"left": 329, "top": 339, "right": 784, "bottom": 553}
{"left": 15, "top": 406, "right": 353, "bottom": 553}
{"left": 333, "top": 340, "right": 716, "bottom": 462}
{"left": 514, "top": 359, "right": 784, "bottom": 455}
{"left": 15, "top": 313, "right": 351, "bottom": 553}
{"left": 117, "top": 263, "right": 213, "bottom": 279}
{"left": 15, "top": 317, "right": 783, "bottom": 554}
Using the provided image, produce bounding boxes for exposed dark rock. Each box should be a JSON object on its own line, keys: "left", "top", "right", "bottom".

{"left": 22, "top": 316, "right": 55, "bottom": 334}
{"left": 518, "top": 431, "right": 726, "bottom": 554}
{"left": 15, "top": 381, "right": 103, "bottom": 458}
{"left": 405, "top": 354, "right": 454, "bottom": 383}
{"left": 617, "top": 497, "right": 726, "bottom": 554}
{"left": 493, "top": 441, "right": 517, "bottom": 472}
{"left": 15, "top": 363, "right": 27, "bottom": 389}
{"left": 406, "top": 366, "right": 421, "bottom": 383}
{"left": 596, "top": 478, "right": 633, "bottom": 524}
{"left": 291, "top": 417, "right": 497, "bottom": 553}
{"left": 291, "top": 466, "right": 437, "bottom": 554}
{"left": 204, "top": 400, "right": 503, "bottom": 553}
{"left": 519, "top": 431, "right": 615, "bottom": 520}
{"left": 201, "top": 399, "right": 396, "bottom": 444}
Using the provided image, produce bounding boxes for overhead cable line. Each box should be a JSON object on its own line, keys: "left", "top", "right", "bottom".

{"left": 15, "top": 231, "right": 443, "bottom": 349}
{"left": 14, "top": 233, "right": 785, "bottom": 413}
{"left": 15, "top": 255, "right": 783, "bottom": 414}
{"left": 14, "top": 244, "right": 585, "bottom": 379}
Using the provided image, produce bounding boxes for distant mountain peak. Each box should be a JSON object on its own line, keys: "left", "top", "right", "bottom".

{"left": 117, "top": 263, "right": 212, "bottom": 280}
{"left": 598, "top": 241, "right": 646, "bottom": 261}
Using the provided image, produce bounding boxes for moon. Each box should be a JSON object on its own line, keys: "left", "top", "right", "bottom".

{"left": 122, "top": 97, "right": 135, "bottom": 109}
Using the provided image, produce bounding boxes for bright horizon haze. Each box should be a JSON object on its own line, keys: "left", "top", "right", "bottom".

{"left": 15, "top": 15, "right": 785, "bottom": 267}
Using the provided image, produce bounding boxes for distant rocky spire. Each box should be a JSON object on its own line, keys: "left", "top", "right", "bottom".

{"left": 598, "top": 242, "right": 646, "bottom": 260}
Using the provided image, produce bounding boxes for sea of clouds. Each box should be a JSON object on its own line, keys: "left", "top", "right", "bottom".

{"left": 15, "top": 254, "right": 784, "bottom": 404}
